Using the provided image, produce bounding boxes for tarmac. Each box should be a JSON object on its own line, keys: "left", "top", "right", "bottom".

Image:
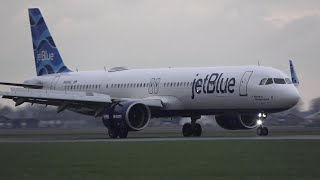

{"left": 1, "top": 135, "right": 320, "bottom": 143}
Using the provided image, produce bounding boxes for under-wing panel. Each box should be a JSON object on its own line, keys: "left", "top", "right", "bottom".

{"left": 0, "top": 88, "right": 163, "bottom": 116}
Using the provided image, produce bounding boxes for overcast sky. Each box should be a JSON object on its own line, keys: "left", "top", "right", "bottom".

{"left": 0, "top": 0, "right": 319, "bottom": 110}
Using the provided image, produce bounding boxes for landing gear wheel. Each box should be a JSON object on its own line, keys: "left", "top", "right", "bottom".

{"left": 108, "top": 128, "right": 119, "bottom": 139}
{"left": 262, "top": 127, "right": 269, "bottom": 136}
{"left": 182, "top": 123, "right": 192, "bottom": 137}
{"left": 193, "top": 123, "right": 202, "bottom": 137}
{"left": 256, "top": 127, "right": 263, "bottom": 136}
{"left": 119, "top": 128, "right": 129, "bottom": 138}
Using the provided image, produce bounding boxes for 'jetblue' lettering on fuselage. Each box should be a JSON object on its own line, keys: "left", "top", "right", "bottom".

{"left": 191, "top": 73, "right": 236, "bottom": 99}
{"left": 37, "top": 51, "right": 54, "bottom": 62}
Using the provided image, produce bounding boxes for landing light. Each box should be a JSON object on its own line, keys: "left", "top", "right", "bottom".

{"left": 257, "top": 119, "right": 263, "bottom": 125}
{"left": 258, "top": 113, "right": 262, "bottom": 118}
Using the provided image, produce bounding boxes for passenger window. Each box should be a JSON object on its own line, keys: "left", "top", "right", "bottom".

{"left": 259, "top": 78, "right": 267, "bottom": 85}
{"left": 285, "top": 78, "right": 292, "bottom": 84}
{"left": 274, "top": 78, "right": 286, "bottom": 84}
{"left": 265, "top": 78, "right": 273, "bottom": 85}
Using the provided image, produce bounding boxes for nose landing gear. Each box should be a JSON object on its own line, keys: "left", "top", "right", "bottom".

{"left": 256, "top": 113, "right": 269, "bottom": 136}
{"left": 256, "top": 126, "right": 269, "bottom": 136}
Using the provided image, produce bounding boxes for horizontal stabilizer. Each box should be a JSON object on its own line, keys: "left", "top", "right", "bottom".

{"left": 0, "top": 82, "right": 43, "bottom": 89}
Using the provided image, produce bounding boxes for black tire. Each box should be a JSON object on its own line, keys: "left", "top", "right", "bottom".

{"left": 193, "top": 123, "right": 202, "bottom": 137}
{"left": 119, "top": 128, "right": 129, "bottom": 138}
{"left": 108, "top": 128, "right": 119, "bottom": 139}
{"left": 182, "top": 123, "right": 192, "bottom": 137}
{"left": 262, "top": 127, "right": 269, "bottom": 136}
{"left": 256, "top": 127, "right": 263, "bottom": 136}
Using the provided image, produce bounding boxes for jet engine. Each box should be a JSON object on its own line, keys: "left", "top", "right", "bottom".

{"left": 215, "top": 114, "right": 258, "bottom": 130}
{"left": 103, "top": 101, "right": 151, "bottom": 131}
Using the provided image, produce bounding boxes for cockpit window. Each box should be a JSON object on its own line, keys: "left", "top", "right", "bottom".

{"left": 285, "top": 78, "right": 292, "bottom": 84}
{"left": 259, "top": 78, "right": 267, "bottom": 85}
{"left": 265, "top": 78, "right": 273, "bottom": 85}
{"left": 274, "top": 78, "right": 286, "bottom": 84}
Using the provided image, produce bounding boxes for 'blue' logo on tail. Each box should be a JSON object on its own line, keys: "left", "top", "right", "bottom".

{"left": 29, "top": 8, "right": 71, "bottom": 76}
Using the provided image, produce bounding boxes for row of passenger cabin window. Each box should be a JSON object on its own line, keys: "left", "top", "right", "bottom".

{"left": 65, "top": 84, "right": 101, "bottom": 90}
{"left": 107, "top": 82, "right": 194, "bottom": 88}
{"left": 259, "top": 78, "right": 292, "bottom": 85}
{"left": 65, "top": 81, "right": 195, "bottom": 90}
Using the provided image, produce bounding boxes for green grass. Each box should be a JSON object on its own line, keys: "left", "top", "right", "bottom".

{"left": 2, "top": 128, "right": 320, "bottom": 140}
{"left": 0, "top": 140, "right": 320, "bottom": 180}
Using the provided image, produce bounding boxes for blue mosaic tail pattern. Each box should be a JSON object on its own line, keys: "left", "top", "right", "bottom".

{"left": 29, "top": 8, "right": 71, "bottom": 76}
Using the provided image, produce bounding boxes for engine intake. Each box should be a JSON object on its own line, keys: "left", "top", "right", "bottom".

{"left": 215, "top": 114, "right": 258, "bottom": 130}
{"left": 105, "top": 102, "right": 151, "bottom": 131}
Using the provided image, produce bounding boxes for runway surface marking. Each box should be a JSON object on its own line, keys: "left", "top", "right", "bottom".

{"left": 1, "top": 135, "right": 320, "bottom": 143}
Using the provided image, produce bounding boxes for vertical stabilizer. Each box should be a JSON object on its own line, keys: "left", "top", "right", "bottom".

{"left": 29, "top": 8, "right": 71, "bottom": 76}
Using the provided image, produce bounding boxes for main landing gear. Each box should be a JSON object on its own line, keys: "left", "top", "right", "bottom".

{"left": 256, "top": 113, "right": 269, "bottom": 136}
{"left": 103, "top": 118, "right": 129, "bottom": 139}
{"left": 182, "top": 116, "right": 202, "bottom": 137}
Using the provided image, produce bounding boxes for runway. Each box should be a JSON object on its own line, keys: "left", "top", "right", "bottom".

{"left": 1, "top": 135, "right": 320, "bottom": 143}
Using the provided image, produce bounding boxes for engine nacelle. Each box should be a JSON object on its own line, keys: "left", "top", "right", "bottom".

{"left": 104, "top": 102, "right": 151, "bottom": 131}
{"left": 215, "top": 114, "right": 258, "bottom": 130}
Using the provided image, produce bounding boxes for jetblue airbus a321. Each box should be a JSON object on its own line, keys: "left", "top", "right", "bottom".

{"left": 0, "top": 8, "right": 300, "bottom": 138}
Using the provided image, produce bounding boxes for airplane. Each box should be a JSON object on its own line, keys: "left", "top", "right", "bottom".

{"left": 0, "top": 8, "right": 300, "bottom": 138}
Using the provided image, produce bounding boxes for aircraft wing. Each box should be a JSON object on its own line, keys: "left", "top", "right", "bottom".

{"left": 0, "top": 88, "right": 163, "bottom": 116}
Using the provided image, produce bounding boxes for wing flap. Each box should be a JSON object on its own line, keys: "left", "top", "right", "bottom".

{"left": 117, "top": 98, "right": 163, "bottom": 108}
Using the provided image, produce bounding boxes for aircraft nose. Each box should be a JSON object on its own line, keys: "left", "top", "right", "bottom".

{"left": 286, "top": 87, "right": 300, "bottom": 107}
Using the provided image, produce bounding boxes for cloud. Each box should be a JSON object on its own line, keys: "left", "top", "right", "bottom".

{"left": 265, "top": 9, "right": 320, "bottom": 28}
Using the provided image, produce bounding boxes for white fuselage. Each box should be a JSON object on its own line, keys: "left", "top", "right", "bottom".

{"left": 28, "top": 65, "right": 300, "bottom": 116}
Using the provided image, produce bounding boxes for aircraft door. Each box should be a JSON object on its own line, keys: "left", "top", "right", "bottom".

{"left": 239, "top": 71, "right": 253, "bottom": 96}
{"left": 50, "top": 76, "right": 60, "bottom": 90}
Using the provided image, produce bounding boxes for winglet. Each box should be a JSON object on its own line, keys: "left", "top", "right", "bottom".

{"left": 289, "top": 60, "right": 299, "bottom": 87}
